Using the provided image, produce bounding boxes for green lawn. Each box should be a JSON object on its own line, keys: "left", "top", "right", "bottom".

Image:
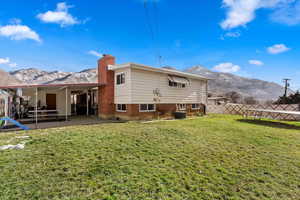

{"left": 0, "top": 115, "right": 300, "bottom": 200}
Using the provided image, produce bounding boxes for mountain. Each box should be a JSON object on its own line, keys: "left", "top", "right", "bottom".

{"left": 0, "top": 69, "right": 22, "bottom": 86}
{"left": 10, "top": 68, "right": 97, "bottom": 85}
{"left": 9, "top": 66, "right": 288, "bottom": 102}
{"left": 47, "top": 68, "right": 97, "bottom": 84}
{"left": 185, "top": 66, "right": 288, "bottom": 101}
{"left": 10, "top": 68, "right": 73, "bottom": 84}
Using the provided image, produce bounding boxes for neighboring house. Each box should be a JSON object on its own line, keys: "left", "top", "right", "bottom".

{"left": 208, "top": 97, "right": 229, "bottom": 105}
{"left": 0, "top": 54, "right": 209, "bottom": 121}
{"left": 98, "top": 55, "right": 209, "bottom": 120}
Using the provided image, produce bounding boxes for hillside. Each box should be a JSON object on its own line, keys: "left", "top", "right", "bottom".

{"left": 0, "top": 69, "right": 22, "bottom": 86}
{"left": 185, "top": 66, "right": 288, "bottom": 101}
{"left": 8, "top": 66, "right": 288, "bottom": 101}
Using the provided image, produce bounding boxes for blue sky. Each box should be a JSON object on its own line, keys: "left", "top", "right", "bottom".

{"left": 0, "top": 0, "right": 299, "bottom": 89}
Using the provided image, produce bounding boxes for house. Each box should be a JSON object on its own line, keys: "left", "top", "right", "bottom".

{"left": 208, "top": 97, "right": 229, "bottom": 106}
{"left": 98, "top": 55, "right": 209, "bottom": 120}
{"left": 0, "top": 54, "right": 209, "bottom": 123}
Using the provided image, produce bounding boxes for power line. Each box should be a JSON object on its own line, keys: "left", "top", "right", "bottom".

{"left": 153, "top": 0, "right": 162, "bottom": 66}
{"left": 143, "top": 1, "right": 155, "bottom": 42}
{"left": 143, "top": 0, "right": 163, "bottom": 67}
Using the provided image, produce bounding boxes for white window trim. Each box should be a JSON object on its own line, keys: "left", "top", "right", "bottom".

{"left": 139, "top": 104, "right": 156, "bottom": 112}
{"left": 191, "top": 104, "right": 200, "bottom": 110}
{"left": 177, "top": 104, "right": 186, "bottom": 111}
{"left": 168, "top": 81, "right": 187, "bottom": 89}
{"left": 116, "top": 104, "right": 127, "bottom": 112}
{"left": 116, "top": 72, "right": 125, "bottom": 85}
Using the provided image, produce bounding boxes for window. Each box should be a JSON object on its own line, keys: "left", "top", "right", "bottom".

{"left": 116, "top": 73, "right": 125, "bottom": 85}
{"left": 116, "top": 104, "right": 127, "bottom": 112}
{"left": 140, "top": 104, "right": 156, "bottom": 112}
{"left": 169, "top": 81, "right": 186, "bottom": 88}
{"left": 168, "top": 76, "right": 189, "bottom": 88}
{"left": 177, "top": 104, "right": 186, "bottom": 111}
{"left": 192, "top": 104, "right": 200, "bottom": 110}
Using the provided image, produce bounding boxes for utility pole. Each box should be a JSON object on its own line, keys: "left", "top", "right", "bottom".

{"left": 283, "top": 78, "right": 291, "bottom": 97}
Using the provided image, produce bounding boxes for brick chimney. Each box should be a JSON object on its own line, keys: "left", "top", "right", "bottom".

{"left": 98, "top": 54, "right": 116, "bottom": 119}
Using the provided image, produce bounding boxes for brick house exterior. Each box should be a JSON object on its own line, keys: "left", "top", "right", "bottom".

{"left": 98, "top": 55, "right": 209, "bottom": 120}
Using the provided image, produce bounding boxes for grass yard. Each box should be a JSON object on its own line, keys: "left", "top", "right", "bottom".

{"left": 0, "top": 114, "right": 300, "bottom": 200}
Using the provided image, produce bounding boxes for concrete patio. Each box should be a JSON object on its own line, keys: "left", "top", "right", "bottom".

{"left": 0, "top": 116, "right": 124, "bottom": 132}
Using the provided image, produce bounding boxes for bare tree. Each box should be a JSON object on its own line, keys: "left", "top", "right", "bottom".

{"left": 243, "top": 96, "right": 258, "bottom": 105}
{"left": 225, "top": 91, "right": 242, "bottom": 103}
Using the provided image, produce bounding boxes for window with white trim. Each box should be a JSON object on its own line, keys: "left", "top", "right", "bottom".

{"left": 168, "top": 75, "right": 189, "bottom": 88}
{"left": 116, "top": 73, "right": 125, "bottom": 85}
{"left": 116, "top": 104, "right": 127, "bottom": 112}
{"left": 139, "top": 104, "right": 156, "bottom": 112}
{"left": 191, "top": 104, "right": 200, "bottom": 110}
{"left": 169, "top": 81, "right": 186, "bottom": 88}
{"left": 176, "top": 104, "right": 186, "bottom": 111}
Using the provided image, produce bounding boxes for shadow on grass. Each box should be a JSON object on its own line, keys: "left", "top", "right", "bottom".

{"left": 237, "top": 119, "right": 300, "bottom": 130}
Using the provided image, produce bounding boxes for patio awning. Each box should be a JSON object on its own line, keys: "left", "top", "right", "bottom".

{"left": 168, "top": 75, "right": 190, "bottom": 85}
{"left": 0, "top": 83, "right": 101, "bottom": 90}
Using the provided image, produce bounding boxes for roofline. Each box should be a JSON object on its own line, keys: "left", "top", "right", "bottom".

{"left": 0, "top": 83, "right": 102, "bottom": 89}
{"left": 108, "top": 63, "right": 211, "bottom": 80}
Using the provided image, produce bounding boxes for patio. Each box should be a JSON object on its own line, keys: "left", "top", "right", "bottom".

{"left": 0, "top": 83, "right": 104, "bottom": 131}
{"left": 0, "top": 116, "right": 122, "bottom": 132}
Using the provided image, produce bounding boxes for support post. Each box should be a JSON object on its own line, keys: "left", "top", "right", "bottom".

{"left": 35, "top": 87, "right": 38, "bottom": 129}
{"left": 65, "top": 87, "right": 68, "bottom": 121}
{"left": 4, "top": 95, "right": 8, "bottom": 126}
{"left": 74, "top": 94, "right": 77, "bottom": 115}
{"left": 86, "top": 90, "right": 89, "bottom": 116}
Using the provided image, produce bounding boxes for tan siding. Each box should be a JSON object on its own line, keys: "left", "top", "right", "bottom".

{"left": 130, "top": 69, "right": 207, "bottom": 104}
{"left": 114, "top": 68, "right": 132, "bottom": 104}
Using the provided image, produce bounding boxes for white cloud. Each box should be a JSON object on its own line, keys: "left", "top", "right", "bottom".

{"left": 213, "top": 62, "right": 241, "bottom": 73}
{"left": 0, "top": 25, "right": 41, "bottom": 42}
{"left": 225, "top": 31, "right": 241, "bottom": 37}
{"left": 8, "top": 63, "right": 17, "bottom": 68}
{"left": 220, "top": 0, "right": 293, "bottom": 29}
{"left": 88, "top": 50, "right": 103, "bottom": 57}
{"left": 0, "top": 57, "right": 10, "bottom": 64}
{"left": 37, "top": 2, "right": 79, "bottom": 27}
{"left": 220, "top": 31, "right": 241, "bottom": 40}
{"left": 249, "top": 59, "right": 264, "bottom": 66}
{"left": 0, "top": 57, "right": 18, "bottom": 68}
{"left": 267, "top": 44, "right": 290, "bottom": 54}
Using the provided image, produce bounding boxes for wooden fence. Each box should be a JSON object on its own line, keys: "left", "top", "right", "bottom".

{"left": 207, "top": 103, "right": 300, "bottom": 120}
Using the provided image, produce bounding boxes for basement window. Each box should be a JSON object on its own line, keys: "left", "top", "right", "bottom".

{"left": 116, "top": 73, "right": 125, "bottom": 85}
{"left": 192, "top": 104, "right": 200, "bottom": 110}
{"left": 176, "top": 104, "right": 186, "bottom": 111}
{"left": 140, "top": 104, "right": 156, "bottom": 112}
{"left": 116, "top": 104, "right": 127, "bottom": 112}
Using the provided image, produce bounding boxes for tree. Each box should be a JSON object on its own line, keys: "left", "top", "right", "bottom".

{"left": 275, "top": 91, "right": 300, "bottom": 104}
{"left": 225, "top": 91, "right": 242, "bottom": 103}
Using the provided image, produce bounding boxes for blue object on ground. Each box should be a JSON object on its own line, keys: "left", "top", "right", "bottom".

{"left": 0, "top": 117, "right": 30, "bottom": 130}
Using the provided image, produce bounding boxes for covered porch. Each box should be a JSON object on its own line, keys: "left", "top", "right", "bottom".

{"left": 0, "top": 83, "right": 101, "bottom": 130}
